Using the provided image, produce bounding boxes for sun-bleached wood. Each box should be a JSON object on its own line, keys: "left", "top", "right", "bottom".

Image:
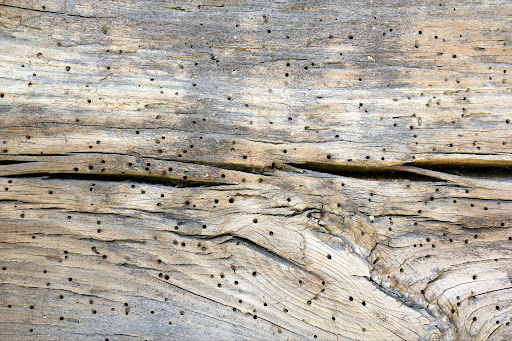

{"left": 0, "top": 0, "right": 511, "bottom": 340}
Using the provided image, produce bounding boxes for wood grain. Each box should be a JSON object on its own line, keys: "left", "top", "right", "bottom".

{"left": 0, "top": 0, "right": 511, "bottom": 340}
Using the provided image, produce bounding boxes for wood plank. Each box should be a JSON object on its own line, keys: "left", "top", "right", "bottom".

{"left": 0, "top": 0, "right": 511, "bottom": 340}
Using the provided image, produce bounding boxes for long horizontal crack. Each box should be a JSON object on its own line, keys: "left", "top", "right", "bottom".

{"left": 0, "top": 153, "right": 272, "bottom": 177}
{"left": 0, "top": 160, "right": 35, "bottom": 166}
{"left": 288, "top": 162, "right": 446, "bottom": 181}
{"left": 3, "top": 152, "right": 511, "bottom": 182}
{"left": 404, "top": 161, "right": 512, "bottom": 178}
{"left": 288, "top": 160, "right": 512, "bottom": 182}
{"left": 0, "top": 172, "right": 232, "bottom": 188}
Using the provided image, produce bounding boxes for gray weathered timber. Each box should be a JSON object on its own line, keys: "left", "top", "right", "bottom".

{"left": 0, "top": 0, "right": 511, "bottom": 340}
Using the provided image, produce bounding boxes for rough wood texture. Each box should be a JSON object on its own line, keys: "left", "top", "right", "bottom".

{"left": 0, "top": 0, "right": 511, "bottom": 340}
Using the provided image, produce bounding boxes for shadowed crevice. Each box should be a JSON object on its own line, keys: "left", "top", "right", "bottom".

{"left": 0, "top": 172, "right": 232, "bottom": 188}
{"left": 287, "top": 162, "right": 443, "bottom": 181}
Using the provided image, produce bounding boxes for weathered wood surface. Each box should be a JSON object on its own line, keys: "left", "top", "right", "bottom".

{"left": 0, "top": 0, "right": 511, "bottom": 340}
